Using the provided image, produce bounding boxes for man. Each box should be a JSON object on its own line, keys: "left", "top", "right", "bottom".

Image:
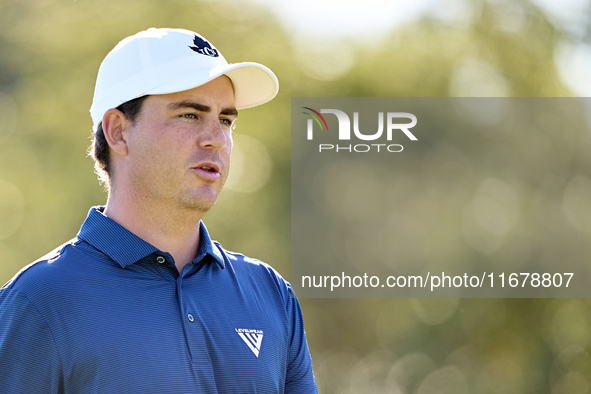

{"left": 0, "top": 28, "right": 317, "bottom": 393}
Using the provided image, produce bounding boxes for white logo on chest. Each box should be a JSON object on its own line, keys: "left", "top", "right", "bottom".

{"left": 235, "top": 328, "right": 264, "bottom": 357}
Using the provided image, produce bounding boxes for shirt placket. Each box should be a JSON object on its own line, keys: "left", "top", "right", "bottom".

{"left": 175, "top": 264, "right": 218, "bottom": 392}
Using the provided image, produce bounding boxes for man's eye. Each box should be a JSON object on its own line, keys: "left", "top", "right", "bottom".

{"left": 182, "top": 113, "right": 197, "bottom": 119}
{"left": 220, "top": 118, "right": 233, "bottom": 126}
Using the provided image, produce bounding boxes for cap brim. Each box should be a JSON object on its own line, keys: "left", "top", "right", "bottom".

{"left": 144, "top": 62, "right": 279, "bottom": 110}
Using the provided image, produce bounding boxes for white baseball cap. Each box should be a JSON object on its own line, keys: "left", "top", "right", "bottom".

{"left": 90, "top": 27, "right": 279, "bottom": 132}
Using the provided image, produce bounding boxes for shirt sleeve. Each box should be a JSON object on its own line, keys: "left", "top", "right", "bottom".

{"left": 0, "top": 286, "right": 63, "bottom": 393}
{"left": 284, "top": 284, "right": 318, "bottom": 394}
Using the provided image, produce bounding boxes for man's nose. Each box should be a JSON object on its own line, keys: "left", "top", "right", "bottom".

{"left": 199, "top": 118, "right": 229, "bottom": 150}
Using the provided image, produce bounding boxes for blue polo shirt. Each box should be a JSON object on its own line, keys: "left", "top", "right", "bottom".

{"left": 0, "top": 207, "right": 317, "bottom": 393}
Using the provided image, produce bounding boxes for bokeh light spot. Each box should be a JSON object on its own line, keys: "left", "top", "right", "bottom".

{"left": 563, "top": 175, "right": 591, "bottom": 233}
{"left": 417, "top": 366, "right": 469, "bottom": 394}
{"left": 224, "top": 134, "right": 272, "bottom": 193}
{"left": 294, "top": 38, "right": 355, "bottom": 81}
{"left": 0, "top": 93, "right": 18, "bottom": 145}
{"left": 412, "top": 298, "right": 460, "bottom": 325}
{"left": 0, "top": 179, "right": 25, "bottom": 241}
{"left": 550, "top": 300, "right": 590, "bottom": 351}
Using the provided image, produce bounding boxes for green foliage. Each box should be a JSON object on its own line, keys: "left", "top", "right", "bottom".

{"left": 0, "top": 0, "right": 586, "bottom": 392}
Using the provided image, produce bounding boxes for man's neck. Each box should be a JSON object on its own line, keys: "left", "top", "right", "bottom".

{"left": 103, "top": 191, "right": 204, "bottom": 274}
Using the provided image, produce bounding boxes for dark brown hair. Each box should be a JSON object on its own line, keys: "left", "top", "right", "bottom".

{"left": 88, "top": 95, "right": 148, "bottom": 189}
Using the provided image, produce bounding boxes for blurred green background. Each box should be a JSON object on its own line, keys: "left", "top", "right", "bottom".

{"left": 1, "top": 0, "right": 591, "bottom": 392}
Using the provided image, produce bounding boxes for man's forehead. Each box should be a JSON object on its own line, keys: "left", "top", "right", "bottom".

{"left": 166, "top": 101, "right": 238, "bottom": 117}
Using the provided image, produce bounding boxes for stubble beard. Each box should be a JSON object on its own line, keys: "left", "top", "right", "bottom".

{"left": 128, "top": 165, "right": 221, "bottom": 218}
{"left": 177, "top": 184, "right": 221, "bottom": 213}
{"left": 128, "top": 148, "right": 229, "bottom": 219}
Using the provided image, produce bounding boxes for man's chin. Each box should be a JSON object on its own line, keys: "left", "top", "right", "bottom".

{"left": 179, "top": 190, "right": 219, "bottom": 213}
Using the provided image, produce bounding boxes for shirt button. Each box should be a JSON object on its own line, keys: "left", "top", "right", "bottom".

{"left": 156, "top": 256, "right": 166, "bottom": 264}
{"left": 187, "top": 313, "right": 194, "bottom": 322}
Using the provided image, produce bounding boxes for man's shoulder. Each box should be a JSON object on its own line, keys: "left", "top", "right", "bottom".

{"left": 213, "top": 241, "right": 296, "bottom": 300}
{"left": 218, "top": 244, "right": 273, "bottom": 269}
{"left": 1, "top": 237, "right": 83, "bottom": 293}
{"left": 215, "top": 241, "right": 283, "bottom": 277}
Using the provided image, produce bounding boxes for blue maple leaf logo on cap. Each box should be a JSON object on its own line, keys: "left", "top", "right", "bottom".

{"left": 189, "top": 35, "right": 219, "bottom": 57}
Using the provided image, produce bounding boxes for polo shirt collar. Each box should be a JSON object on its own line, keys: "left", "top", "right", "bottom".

{"left": 77, "top": 206, "right": 224, "bottom": 269}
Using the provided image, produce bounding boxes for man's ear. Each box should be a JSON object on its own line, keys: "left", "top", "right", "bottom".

{"left": 102, "top": 108, "right": 130, "bottom": 157}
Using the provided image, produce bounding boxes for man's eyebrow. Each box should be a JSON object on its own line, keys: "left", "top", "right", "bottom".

{"left": 167, "top": 101, "right": 238, "bottom": 117}
{"left": 221, "top": 107, "right": 239, "bottom": 117}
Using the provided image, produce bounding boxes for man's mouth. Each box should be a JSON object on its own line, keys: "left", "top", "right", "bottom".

{"left": 192, "top": 162, "right": 221, "bottom": 180}
{"left": 193, "top": 161, "right": 220, "bottom": 173}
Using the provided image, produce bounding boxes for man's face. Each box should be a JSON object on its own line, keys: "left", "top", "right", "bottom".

{"left": 123, "top": 76, "right": 236, "bottom": 213}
